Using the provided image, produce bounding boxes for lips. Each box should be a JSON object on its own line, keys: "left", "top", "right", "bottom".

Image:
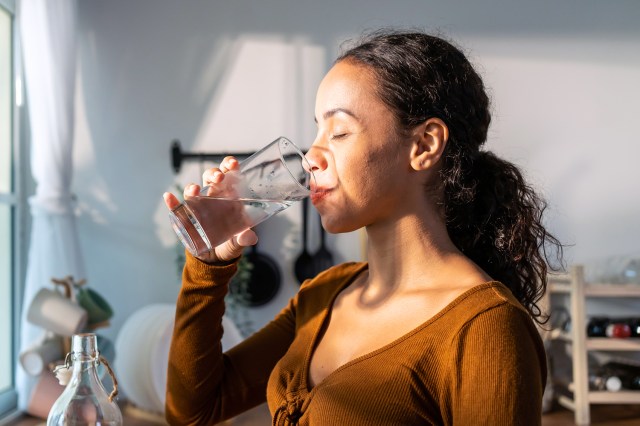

{"left": 310, "top": 187, "right": 332, "bottom": 204}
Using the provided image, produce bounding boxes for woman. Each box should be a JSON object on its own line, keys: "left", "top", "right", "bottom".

{"left": 163, "top": 30, "right": 562, "bottom": 425}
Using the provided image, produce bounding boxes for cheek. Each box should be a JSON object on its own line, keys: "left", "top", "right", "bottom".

{"left": 318, "top": 168, "right": 379, "bottom": 233}
{"left": 339, "top": 141, "right": 399, "bottom": 201}
{"left": 335, "top": 155, "right": 375, "bottom": 205}
{"left": 318, "top": 137, "right": 403, "bottom": 232}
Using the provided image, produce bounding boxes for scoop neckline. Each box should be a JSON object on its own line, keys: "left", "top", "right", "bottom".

{"left": 302, "top": 263, "right": 503, "bottom": 394}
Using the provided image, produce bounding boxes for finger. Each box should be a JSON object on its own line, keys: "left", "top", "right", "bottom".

{"left": 219, "top": 156, "right": 239, "bottom": 173}
{"left": 183, "top": 183, "right": 201, "bottom": 199}
{"left": 202, "top": 168, "right": 224, "bottom": 186}
{"left": 163, "top": 192, "right": 181, "bottom": 210}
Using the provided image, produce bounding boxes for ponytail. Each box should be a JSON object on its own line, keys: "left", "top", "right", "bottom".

{"left": 444, "top": 151, "right": 562, "bottom": 322}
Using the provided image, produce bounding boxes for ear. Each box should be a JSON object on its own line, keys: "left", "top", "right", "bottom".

{"left": 409, "top": 118, "right": 449, "bottom": 171}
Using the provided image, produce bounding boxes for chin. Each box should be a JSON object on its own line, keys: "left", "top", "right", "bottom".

{"left": 318, "top": 214, "right": 362, "bottom": 235}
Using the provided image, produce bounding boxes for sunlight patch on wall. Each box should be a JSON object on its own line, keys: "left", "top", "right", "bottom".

{"left": 191, "top": 36, "right": 325, "bottom": 154}
{"left": 154, "top": 35, "right": 326, "bottom": 248}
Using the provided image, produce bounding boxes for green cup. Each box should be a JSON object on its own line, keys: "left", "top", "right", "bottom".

{"left": 76, "top": 288, "right": 113, "bottom": 326}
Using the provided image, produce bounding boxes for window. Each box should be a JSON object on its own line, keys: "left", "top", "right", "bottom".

{"left": 0, "top": 0, "right": 19, "bottom": 418}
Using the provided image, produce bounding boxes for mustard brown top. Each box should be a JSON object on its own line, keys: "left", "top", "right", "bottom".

{"left": 166, "top": 254, "right": 546, "bottom": 425}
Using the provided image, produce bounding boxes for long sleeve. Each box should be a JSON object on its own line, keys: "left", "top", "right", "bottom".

{"left": 165, "top": 253, "right": 297, "bottom": 425}
{"left": 444, "top": 303, "right": 546, "bottom": 425}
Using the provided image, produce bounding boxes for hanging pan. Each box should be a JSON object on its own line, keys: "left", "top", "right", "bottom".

{"left": 231, "top": 241, "right": 281, "bottom": 307}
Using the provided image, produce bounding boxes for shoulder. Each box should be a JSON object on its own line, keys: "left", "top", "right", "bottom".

{"left": 441, "top": 282, "right": 546, "bottom": 374}
{"left": 440, "top": 282, "right": 543, "bottom": 349}
{"left": 440, "top": 284, "right": 547, "bottom": 423}
{"left": 444, "top": 281, "right": 530, "bottom": 325}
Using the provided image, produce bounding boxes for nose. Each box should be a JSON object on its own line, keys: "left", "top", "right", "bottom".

{"left": 304, "top": 142, "right": 328, "bottom": 174}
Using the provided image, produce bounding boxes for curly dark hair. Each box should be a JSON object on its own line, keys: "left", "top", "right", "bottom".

{"left": 338, "top": 29, "right": 563, "bottom": 323}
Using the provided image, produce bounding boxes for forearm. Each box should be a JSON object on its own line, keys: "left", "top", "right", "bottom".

{"left": 165, "top": 252, "right": 239, "bottom": 425}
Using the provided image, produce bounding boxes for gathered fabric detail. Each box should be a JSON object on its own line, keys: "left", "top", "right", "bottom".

{"left": 273, "top": 396, "right": 304, "bottom": 425}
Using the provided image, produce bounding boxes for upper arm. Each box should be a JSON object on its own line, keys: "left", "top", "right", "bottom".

{"left": 445, "top": 305, "right": 546, "bottom": 425}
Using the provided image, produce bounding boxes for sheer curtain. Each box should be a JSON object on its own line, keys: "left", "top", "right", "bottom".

{"left": 16, "top": 0, "right": 84, "bottom": 409}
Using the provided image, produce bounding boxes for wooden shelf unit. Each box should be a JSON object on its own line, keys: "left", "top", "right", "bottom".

{"left": 548, "top": 265, "right": 640, "bottom": 425}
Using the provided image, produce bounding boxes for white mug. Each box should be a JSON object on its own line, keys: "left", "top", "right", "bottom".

{"left": 27, "top": 288, "right": 88, "bottom": 336}
{"left": 19, "top": 335, "right": 64, "bottom": 376}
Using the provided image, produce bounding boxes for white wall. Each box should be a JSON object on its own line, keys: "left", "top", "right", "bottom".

{"left": 69, "top": 0, "right": 640, "bottom": 341}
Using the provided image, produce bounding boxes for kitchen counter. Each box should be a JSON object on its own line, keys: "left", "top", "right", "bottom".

{"left": 6, "top": 403, "right": 272, "bottom": 426}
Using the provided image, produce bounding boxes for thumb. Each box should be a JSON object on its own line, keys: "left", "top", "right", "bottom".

{"left": 236, "top": 229, "right": 259, "bottom": 246}
{"left": 214, "top": 229, "right": 258, "bottom": 262}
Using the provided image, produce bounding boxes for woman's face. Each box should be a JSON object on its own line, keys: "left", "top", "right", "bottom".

{"left": 307, "top": 60, "right": 415, "bottom": 233}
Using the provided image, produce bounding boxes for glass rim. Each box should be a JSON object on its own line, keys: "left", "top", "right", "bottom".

{"left": 275, "top": 136, "right": 316, "bottom": 193}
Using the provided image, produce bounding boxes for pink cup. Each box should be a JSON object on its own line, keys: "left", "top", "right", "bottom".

{"left": 26, "top": 367, "right": 65, "bottom": 419}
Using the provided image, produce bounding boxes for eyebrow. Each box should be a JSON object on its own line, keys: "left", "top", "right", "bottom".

{"left": 314, "top": 107, "right": 359, "bottom": 123}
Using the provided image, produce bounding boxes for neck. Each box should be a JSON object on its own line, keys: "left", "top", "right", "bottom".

{"left": 367, "top": 211, "right": 452, "bottom": 276}
{"left": 360, "top": 206, "right": 486, "bottom": 303}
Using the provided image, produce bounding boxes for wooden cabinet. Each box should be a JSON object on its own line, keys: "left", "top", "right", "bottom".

{"left": 547, "top": 265, "right": 640, "bottom": 425}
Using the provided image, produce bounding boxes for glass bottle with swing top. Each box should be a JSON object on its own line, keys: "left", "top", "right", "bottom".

{"left": 47, "top": 333, "right": 123, "bottom": 425}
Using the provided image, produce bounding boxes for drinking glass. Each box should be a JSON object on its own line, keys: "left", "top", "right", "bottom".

{"left": 169, "top": 137, "right": 314, "bottom": 257}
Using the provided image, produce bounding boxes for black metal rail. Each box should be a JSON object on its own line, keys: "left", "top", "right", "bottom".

{"left": 170, "top": 140, "right": 255, "bottom": 173}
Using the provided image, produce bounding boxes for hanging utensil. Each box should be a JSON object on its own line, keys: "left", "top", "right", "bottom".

{"left": 312, "top": 212, "right": 334, "bottom": 274}
{"left": 294, "top": 198, "right": 316, "bottom": 284}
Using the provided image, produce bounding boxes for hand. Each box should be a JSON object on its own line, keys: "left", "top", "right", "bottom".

{"left": 163, "top": 156, "right": 258, "bottom": 264}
